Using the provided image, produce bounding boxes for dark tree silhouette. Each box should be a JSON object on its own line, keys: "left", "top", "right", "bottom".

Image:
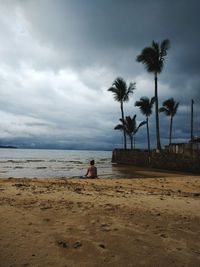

{"left": 108, "top": 77, "right": 135, "bottom": 149}
{"left": 115, "top": 115, "right": 146, "bottom": 149}
{"left": 135, "top": 96, "right": 155, "bottom": 154}
{"left": 159, "top": 98, "right": 179, "bottom": 145}
{"left": 136, "top": 39, "right": 170, "bottom": 151}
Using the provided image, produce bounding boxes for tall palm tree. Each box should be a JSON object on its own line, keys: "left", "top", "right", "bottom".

{"left": 136, "top": 39, "right": 170, "bottom": 151}
{"left": 135, "top": 97, "right": 155, "bottom": 154}
{"left": 108, "top": 77, "right": 136, "bottom": 149}
{"left": 115, "top": 116, "right": 146, "bottom": 149}
{"left": 159, "top": 98, "right": 179, "bottom": 145}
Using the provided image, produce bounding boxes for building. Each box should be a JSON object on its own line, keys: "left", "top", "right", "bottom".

{"left": 167, "top": 142, "right": 200, "bottom": 157}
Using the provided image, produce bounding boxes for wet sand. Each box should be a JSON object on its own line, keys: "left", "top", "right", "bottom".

{"left": 0, "top": 169, "right": 200, "bottom": 267}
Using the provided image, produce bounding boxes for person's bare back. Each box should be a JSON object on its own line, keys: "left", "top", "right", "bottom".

{"left": 85, "top": 160, "right": 97, "bottom": 178}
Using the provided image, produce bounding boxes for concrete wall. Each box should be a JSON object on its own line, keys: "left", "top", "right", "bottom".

{"left": 112, "top": 149, "right": 200, "bottom": 173}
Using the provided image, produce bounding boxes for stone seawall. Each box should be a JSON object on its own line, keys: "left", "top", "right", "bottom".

{"left": 112, "top": 149, "right": 200, "bottom": 173}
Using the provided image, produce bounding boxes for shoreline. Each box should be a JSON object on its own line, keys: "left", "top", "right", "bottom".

{"left": 0, "top": 173, "right": 200, "bottom": 266}
{"left": 1, "top": 165, "right": 199, "bottom": 180}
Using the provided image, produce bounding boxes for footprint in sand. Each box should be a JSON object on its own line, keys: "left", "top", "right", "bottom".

{"left": 99, "top": 243, "right": 106, "bottom": 249}
{"left": 57, "top": 240, "right": 82, "bottom": 249}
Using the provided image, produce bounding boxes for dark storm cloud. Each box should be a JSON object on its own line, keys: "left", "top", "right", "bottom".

{"left": 0, "top": 0, "right": 199, "bottom": 149}
{"left": 20, "top": 1, "right": 200, "bottom": 66}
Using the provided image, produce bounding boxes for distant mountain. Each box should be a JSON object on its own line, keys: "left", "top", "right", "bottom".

{"left": 0, "top": 145, "right": 18, "bottom": 149}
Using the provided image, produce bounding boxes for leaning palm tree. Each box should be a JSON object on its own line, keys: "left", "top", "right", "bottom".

{"left": 135, "top": 97, "right": 155, "bottom": 154}
{"left": 159, "top": 98, "right": 179, "bottom": 145}
{"left": 108, "top": 77, "right": 136, "bottom": 149}
{"left": 136, "top": 39, "right": 170, "bottom": 151}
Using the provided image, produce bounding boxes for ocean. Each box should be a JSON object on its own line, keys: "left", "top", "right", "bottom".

{"left": 0, "top": 149, "right": 114, "bottom": 178}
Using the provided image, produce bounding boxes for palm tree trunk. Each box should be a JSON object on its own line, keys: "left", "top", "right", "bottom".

{"left": 146, "top": 116, "right": 151, "bottom": 165}
{"left": 130, "top": 136, "right": 133, "bottom": 149}
{"left": 146, "top": 116, "right": 150, "bottom": 153}
{"left": 120, "top": 101, "right": 127, "bottom": 149}
{"left": 169, "top": 115, "right": 173, "bottom": 145}
{"left": 154, "top": 73, "right": 161, "bottom": 151}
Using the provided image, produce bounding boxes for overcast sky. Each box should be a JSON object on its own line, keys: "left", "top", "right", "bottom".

{"left": 0, "top": 0, "right": 199, "bottom": 150}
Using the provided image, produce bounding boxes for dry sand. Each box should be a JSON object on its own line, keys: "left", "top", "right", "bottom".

{"left": 0, "top": 168, "right": 200, "bottom": 267}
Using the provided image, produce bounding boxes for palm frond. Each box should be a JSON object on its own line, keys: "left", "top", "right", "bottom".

{"left": 160, "top": 39, "right": 170, "bottom": 58}
{"left": 114, "top": 124, "right": 124, "bottom": 131}
{"left": 107, "top": 87, "right": 117, "bottom": 93}
{"left": 163, "top": 98, "right": 174, "bottom": 107}
{"left": 150, "top": 97, "right": 156, "bottom": 106}
{"left": 124, "top": 82, "right": 136, "bottom": 102}
{"left": 135, "top": 120, "right": 146, "bottom": 134}
{"left": 139, "top": 121, "right": 147, "bottom": 127}
{"left": 159, "top": 106, "right": 170, "bottom": 116}
{"left": 107, "top": 87, "right": 120, "bottom": 102}
{"left": 152, "top": 41, "right": 159, "bottom": 54}
{"left": 137, "top": 47, "right": 158, "bottom": 73}
{"left": 114, "top": 117, "right": 125, "bottom": 131}
{"left": 172, "top": 102, "right": 179, "bottom": 116}
{"left": 135, "top": 100, "right": 142, "bottom": 107}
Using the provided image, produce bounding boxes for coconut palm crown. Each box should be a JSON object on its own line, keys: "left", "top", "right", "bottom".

{"left": 137, "top": 40, "right": 170, "bottom": 73}
{"left": 108, "top": 77, "right": 136, "bottom": 149}
{"left": 135, "top": 97, "right": 155, "bottom": 116}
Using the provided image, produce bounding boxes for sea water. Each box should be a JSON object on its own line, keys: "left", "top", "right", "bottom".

{"left": 0, "top": 149, "right": 114, "bottom": 178}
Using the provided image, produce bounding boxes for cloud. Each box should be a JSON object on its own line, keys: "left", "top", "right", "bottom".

{"left": 0, "top": 0, "right": 199, "bottom": 149}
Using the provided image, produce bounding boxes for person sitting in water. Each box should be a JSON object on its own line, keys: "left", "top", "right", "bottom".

{"left": 84, "top": 160, "right": 97, "bottom": 178}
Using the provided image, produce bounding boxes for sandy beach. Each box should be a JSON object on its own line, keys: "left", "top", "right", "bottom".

{"left": 0, "top": 169, "right": 200, "bottom": 267}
